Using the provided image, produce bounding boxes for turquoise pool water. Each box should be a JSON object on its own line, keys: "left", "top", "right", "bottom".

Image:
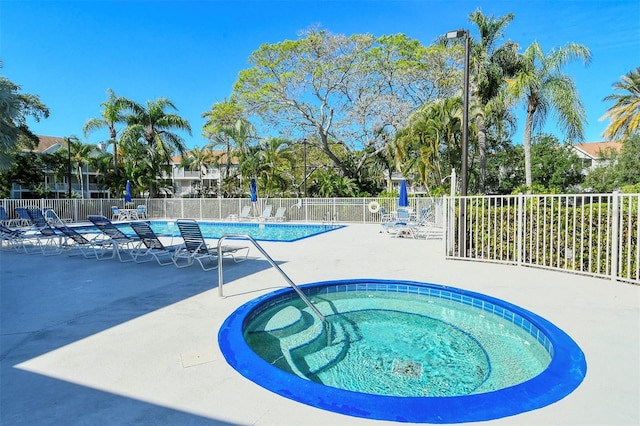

{"left": 244, "top": 289, "right": 550, "bottom": 397}
{"left": 78, "top": 220, "right": 344, "bottom": 242}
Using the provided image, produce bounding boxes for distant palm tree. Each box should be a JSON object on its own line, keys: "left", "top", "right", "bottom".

{"left": 121, "top": 97, "right": 191, "bottom": 197}
{"left": 507, "top": 41, "right": 591, "bottom": 187}
{"left": 65, "top": 137, "right": 93, "bottom": 199}
{"left": 180, "top": 147, "right": 215, "bottom": 196}
{"left": 83, "top": 89, "right": 129, "bottom": 175}
{"left": 601, "top": 67, "right": 640, "bottom": 141}
{"left": 468, "top": 9, "right": 519, "bottom": 192}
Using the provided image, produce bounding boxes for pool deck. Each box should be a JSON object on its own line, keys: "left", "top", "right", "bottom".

{"left": 1, "top": 224, "right": 638, "bottom": 425}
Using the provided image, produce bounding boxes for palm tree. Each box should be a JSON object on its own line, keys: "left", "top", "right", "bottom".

{"left": 64, "top": 137, "right": 93, "bottom": 199}
{"left": 83, "top": 89, "right": 129, "bottom": 175}
{"left": 506, "top": 41, "right": 591, "bottom": 188}
{"left": 601, "top": 67, "right": 640, "bottom": 141}
{"left": 256, "top": 137, "right": 295, "bottom": 196}
{"left": 202, "top": 100, "right": 255, "bottom": 193}
{"left": 180, "top": 147, "right": 215, "bottom": 197}
{"left": 468, "top": 9, "right": 519, "bottom": 192}
{"left": 121, "top": 97, "right": 192, "bottom": 197}
{"left": 0, "top": 75, "right": 49, "bottom": 170}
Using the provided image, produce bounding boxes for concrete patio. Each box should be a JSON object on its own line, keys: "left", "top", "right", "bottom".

{"left": 1, "top": 224, "right": 638, "bottom": 425}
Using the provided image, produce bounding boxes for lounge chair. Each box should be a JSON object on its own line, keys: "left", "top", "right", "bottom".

{"left": 383, "top": 207, "right": 435, "bottom": 239}
{"left": 0, "top": 206, "right": 11, "bottom": 226}
{"left": 87, "top": 215, "right": 140, "bottom": 262}
{"left": 175, "top": 219, "right": 249, "bottom": 270}
{"left": 129, "top": 221, "right": 183, "bottom": 266}
{"left": 43, "top": 208, "right": 70, "bottom": 225}
{"left": 24, "top": 208, "right": 63, "bottom": 255}
{"left": 136, "top": 205, "right": 148, "bottom": 219}
{"left": 111, "top": 206, "right": 121, "bottom": 221}
{"left": 54, "top": 223, "right": 116, "bottom": 259}
{"left": 0, "top": 224, "right": 36, "bottom": 252}
{"left": 9, "top": 207, "right": 33, "bottom": 228}
{"left": 268, "top": 207, "right": 287, "bottom": 222}
{"left": 257, "top": 205, "right": 273, "bottom": 221}
{"left": 237, "top": 206, "right": 252, "bottom": 221}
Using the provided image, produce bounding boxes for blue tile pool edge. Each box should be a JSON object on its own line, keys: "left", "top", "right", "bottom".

{"left": 218, "top": 278, "right": 587, "bottom": 424}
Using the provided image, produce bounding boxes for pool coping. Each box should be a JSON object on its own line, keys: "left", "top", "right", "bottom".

{"left": 219, "top": 278, "right": 587, "bottom": 424}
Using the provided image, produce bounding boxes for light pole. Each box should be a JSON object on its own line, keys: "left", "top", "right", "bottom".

{"left": 447, "top": 28, "right": 470, "bottom": 256}
{"left": 66, "top": 137, "right": 72, "bottom": 199}
{"left": 446, "top": 28, "right": 470, "bottom": 197}
{"left": 303, "top": 138, "right": 307, "bottom": 198}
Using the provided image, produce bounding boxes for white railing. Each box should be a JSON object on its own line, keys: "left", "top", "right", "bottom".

{"left": 0, "top": 196, "right": 443, "bottom": 226}
{"left": 445, "top": 193, "right": 639, "bottom": 285}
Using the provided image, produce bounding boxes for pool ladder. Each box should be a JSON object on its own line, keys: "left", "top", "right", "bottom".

{"left": 217, "top": 234, "right": 331, "bottom": 341}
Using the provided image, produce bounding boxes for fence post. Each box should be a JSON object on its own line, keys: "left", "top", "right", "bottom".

{"left": 611, "top": 191, "right": 619, "bottom": 281}
{"left": 517, "top": 193, "right": 524, "bottom": 265}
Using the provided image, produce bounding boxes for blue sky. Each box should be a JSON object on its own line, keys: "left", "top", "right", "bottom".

{"left": 2, "top": 0, "right": 639, "bottom": 150}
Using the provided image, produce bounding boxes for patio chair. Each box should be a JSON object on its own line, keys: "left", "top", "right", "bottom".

{"left": 43, "top": 208, "right": 70, "bottom": 225}
{"left": 87, "top": 215, "right": 140, "bottom": 262}
{"left": 9, "top": 207, "right": 33, "bottom": 228}
{"left": 384, "top": 207, "right": 435, "bottom": 239}
{"left": 175, "top": 219, "right": 249, "bottom": 270}
{"left": 0, "top": 224, "right": 36, "bottom": 252}
{"left": 111, "top": 206, "right": 121, "bottom": 221}
{"left": 268, "top": 207, "right": 287, "bottom": 222}
{"left": 136, "top": 205, "right": 148, "bottom": 219}
{"left": 257, "top": 205, "right": 273, "bottom": 221}
{"left": 54, "top": 223, "right": 116, "bottom": 259}
{"left": 24, "top": 208, "right": 63, "bottom": 255}
{"left": 0, "top": 206, "right": 11, "bottom": 226}
{"left": 129, "top": 221, "right": 183, "bottom": 266}
{"left": 237, "top": 206, "right": 252, "bottom": 221}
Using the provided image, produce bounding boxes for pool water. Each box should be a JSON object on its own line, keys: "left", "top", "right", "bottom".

{"left": 244, "top": 290, "right": 550, "bottom": 397}
{"left": 79, "top": 220, "right": 344, "bottom": 242}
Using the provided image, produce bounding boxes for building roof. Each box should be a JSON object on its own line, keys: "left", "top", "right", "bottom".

{"left": 573, "top": 141, "right": 622, "bottom": 159}
{"left": 30, "top": 135, "right": 67, "bottom": 153}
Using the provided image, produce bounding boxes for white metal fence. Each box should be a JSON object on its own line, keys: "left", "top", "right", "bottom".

{"left": 0, "top": 196, "right": 442, "bottom": 225}
{"left": 445, "top": 193, "right": 640, "bottom": 285}
{"left": 4, "top": 193, "right": 637, "bottom": 284}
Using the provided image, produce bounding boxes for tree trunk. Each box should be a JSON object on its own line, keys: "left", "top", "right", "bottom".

{"left": 477, "top": 114, "right": 487, "bottom": 193}
{"left": 523, "top": 106, "right": 534, "bottom": 188}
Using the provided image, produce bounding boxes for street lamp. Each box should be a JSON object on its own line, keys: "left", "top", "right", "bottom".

{"left": 447, "top": 28, "right": 470, "bottom": 256}
{"left": 303, "top": 138, "right": 308, "bottom": 198}
{"left": 446, "top": 28, "right": 470, "bottom": 197}
{"left": 66, "top": 137, "right": 72, "bottom": 199}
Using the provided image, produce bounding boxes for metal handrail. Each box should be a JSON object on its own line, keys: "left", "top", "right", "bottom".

{"left": 217, "top": 234, "right": 328, "bottom": 327}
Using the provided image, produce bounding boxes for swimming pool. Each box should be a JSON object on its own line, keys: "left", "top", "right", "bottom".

{"left": 219, "top": 279, "right": 586, "bottom": 423}
{"left": 78, "top": 220, "right": 344, "bottom": 242}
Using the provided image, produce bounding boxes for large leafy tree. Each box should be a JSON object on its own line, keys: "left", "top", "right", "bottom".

{"left": 120, "top": 97, "right": 191, "bottom": 197}
{"left": 232, "top": 28, "right": 459, "bottom": 190}
{"left": 83, "top": 88, "right": 129, "bottom": 175}
{"left": 0, "top": 75, "right": 49, "bottom": 170}
{"left": 601, "top": 67, "right": 640, "bottom": 141}
{"left": 468, "top": 9, "right": 519, "bottom": 192}
{"left": 506, "top": 41, "right": 591, "bottom": 188}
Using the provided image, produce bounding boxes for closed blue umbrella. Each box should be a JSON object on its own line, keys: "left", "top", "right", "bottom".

{"left": 250, "top": 178, "right": 258, "bottom": 216}
{"left": 125, "top": 180, "right": 132, "bottom": 203}
{"left": 250, "top": 178, "right": 257, "bottom": 202}
{"left": 398, "top": 179, "right": 409, "bottom": 208}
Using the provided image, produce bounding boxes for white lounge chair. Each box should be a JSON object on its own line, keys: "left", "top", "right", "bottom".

{"left": 257, "top": 205, "right": 273, "bottom": 221}
{"left": 268, "top": 207, "right": 286, "bottom": 222}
